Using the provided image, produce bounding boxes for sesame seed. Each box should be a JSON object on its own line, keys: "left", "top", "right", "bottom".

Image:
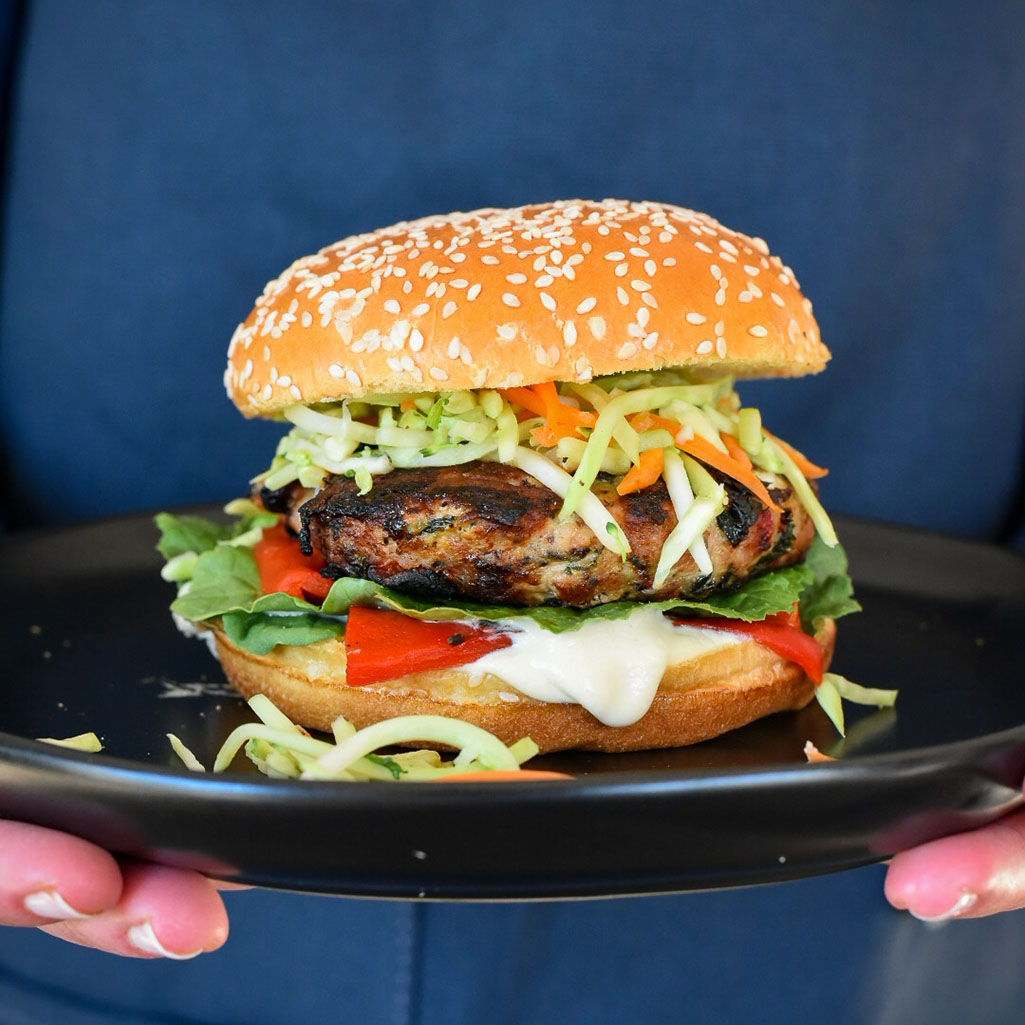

{"left": 749, "top": 324, "right": 768, "bottom": 337}
{"left": 616, "top": 286, "right": 629, "bottom": 305}
{"left": 588, "top": 316, "right": 607, "bottom": 339}
{"left": 501, "top": 292, "right": 520, "bottom": 308}
{"left": 642, "top": 331, "right": 659, "bottom": 350}
{"left": 536, "top": 274, "right": 554, "bottom": 287}
{"left": 412, "top": 302, "right": 430, "bottom": 317}
{"left": 617, "top": 342, "right": 638, "bottom": 359}
{"left": 644, "top": 259, "right": 656, "bottom": 276}
{"left": 576, "top": 297, "right": 597, "bottom": 314}
{"left": 716, "top": 338, "right": 727, "bottom": 357}
{"left": 770, "top": 292, "right": 785, "bottom": 307}
{"left": 715, "top": 289, "right": 726, "bottom": 306}
{"left": 383, "top": 298, "right": 400, "bottom": 314}
{"left": 506, "top": 273, "right": 527, "bottom": 284}
{"left": 744, "top": 264, "right": 760, "bottom": 276}
{"left": 710, "top": 264, "right": 722, "bottom": 281}
{"left": 696, "top": 340, "right": 714, "bottom": 355}
{"left": 328, "top": 363, "right": 344, "bottom": 378}
{"left": 630, "top": 280, "right": 651, "bottom": 292}
{"left": 497, "top": 324, "right": 517, "bottom": 340}
{"left": 409, "top": 328, "right": 424, "bottom": 351}
{"left": 466, "top": 283, "right": 482, "bottom": 301}
{"left": 442, "top": 300, "right": 457, "bottom": 319}
{"left": 614, "top": 263, "right": 629, "bottom": 278}
{"left": 605, "top": 251, "right": 625, "bottom": 261}
{"left": 539, "top": 291, "right": 556, "bottom": 311}
{"left": 739, "top": 291, "right": 753, "bottom": 303}
{"left": 714, "top": 320, "right": 725, "bottom": 336}
{"left": 481, "top": 255, "right": 500, "bottom": 265}
{"left": 686, "top": 312, "right": 707, "bottom": 325}
{"left": 301, "top": 311, "right": 313, "bottom": 328}
{"left": 662, "top": 257, "right": 677, "bottom": 267}
{"left": 429, "top": 366, "right": 448, "bottom": 381}
{"left": 695, "top": 242, "right": 713, "bottom": 254}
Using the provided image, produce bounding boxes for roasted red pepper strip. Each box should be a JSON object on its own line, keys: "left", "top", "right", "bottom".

{"left": 344, "top": 606, "right": 513, "bottom": 687}
{"left": 251, "top": 523, "right": 332, "bottom": 604}
{"left": 669, "top": 609, "right": 823, "bottom": 684}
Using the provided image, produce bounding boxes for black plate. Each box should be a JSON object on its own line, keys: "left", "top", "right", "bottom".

{"left": 1, "top": 512, "right": 1024, "bottom": 899}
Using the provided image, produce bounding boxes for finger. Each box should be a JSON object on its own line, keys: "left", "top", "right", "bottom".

{"left": 885, "top": 807, "right": 1025, "bottom": 920}
{"left": 0, "top": 821, "right": 123, "bottom": 926}
{"left": 42, "top": 861, "right": 230, "bottom": 959}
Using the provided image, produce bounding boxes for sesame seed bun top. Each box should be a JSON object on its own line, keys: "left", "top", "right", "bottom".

{"left": 225, "top": 199, "right": 829, "bottom": 417}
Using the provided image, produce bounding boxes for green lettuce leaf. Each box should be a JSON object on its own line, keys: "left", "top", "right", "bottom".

{"left": 797, "top": 534, "right": 861, "bottom": 631}
{"left": 155, "top": 512, "right": 239, "bottom": 559}
{"left": 317, "top": 561, "right": 814, "bottom": 632}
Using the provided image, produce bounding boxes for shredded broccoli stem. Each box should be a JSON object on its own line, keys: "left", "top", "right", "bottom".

{"left": 167, "top": 696, "right": 543, "bottom": 782}
{"left": 253, "top": 373, "right": 838, "bottom": 571}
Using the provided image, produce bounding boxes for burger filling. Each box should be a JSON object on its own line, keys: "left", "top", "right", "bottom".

{"left": 157, "top": 371, "right": 866, "bottom": 733}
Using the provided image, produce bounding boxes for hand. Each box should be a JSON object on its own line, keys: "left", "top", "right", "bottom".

{"left": 885, "top": 788, "right": 1025, "bottom": 920}
{"left": 0, "top": 820, "right": 230, "bottom": 958}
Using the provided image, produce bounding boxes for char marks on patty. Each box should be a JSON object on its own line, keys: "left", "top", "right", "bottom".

{"left": 284, "top": 461, "right": 813, "bottom": 609}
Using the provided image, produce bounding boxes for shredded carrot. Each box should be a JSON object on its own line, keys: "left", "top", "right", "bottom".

{"left": 501, "top": 386, "right": 547, "bottom": 418}
{"left": 627, "top": 411, "right": 681, "bottom": 435}
{"left": 399, "top": 399, "right": 417, "bottom": 413}
{"left": 617, "top": 447, "right": 664, "bottom": 495}
{"left": 502, "top": 383, "right": 595, "bottom": 447}
{"left": 677, "top": 433, "right": 782, "bottom": 512}
{"left": 720, "top": 432, "right": 753, "bottom": 470}
{"left": 803, "top": 741, "right": 835, "bottom": 763}
{"left": 763, "top": 428, "right": 828, "bottom": 479}
{"left": 433, "top": 769, "right": 574, "bottom": 782}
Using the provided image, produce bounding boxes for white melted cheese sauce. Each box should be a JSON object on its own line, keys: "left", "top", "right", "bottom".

{"left": 471, "top": 607, "right": 740, "bottom": 727}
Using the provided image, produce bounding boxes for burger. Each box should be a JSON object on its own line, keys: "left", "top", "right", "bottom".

{"left": 157, "top": 199, "right": 860, "bottom": 754}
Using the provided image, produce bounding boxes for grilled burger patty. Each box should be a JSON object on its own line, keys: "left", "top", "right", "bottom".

{"left": 261, "top": 461, "right": 813, "bottom": 609}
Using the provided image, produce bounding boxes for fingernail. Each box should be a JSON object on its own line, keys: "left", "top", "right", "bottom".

{"left": 23, "top": 889, "right": 94, "bottom": 921}
{"left": 127, "top": 921, "right": 202, "bottom": 960}
{"left": 910, "top": 891, "right": 978, "bottom": 923}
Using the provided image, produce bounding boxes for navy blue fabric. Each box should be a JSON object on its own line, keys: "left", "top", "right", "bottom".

{"left": 1, "top": 2, "right": 1023, "bottom": 1024}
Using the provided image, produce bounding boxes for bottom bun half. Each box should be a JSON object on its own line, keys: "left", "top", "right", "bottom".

{"left": 209, "top": 617, "right": 836, "bottom": 754}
